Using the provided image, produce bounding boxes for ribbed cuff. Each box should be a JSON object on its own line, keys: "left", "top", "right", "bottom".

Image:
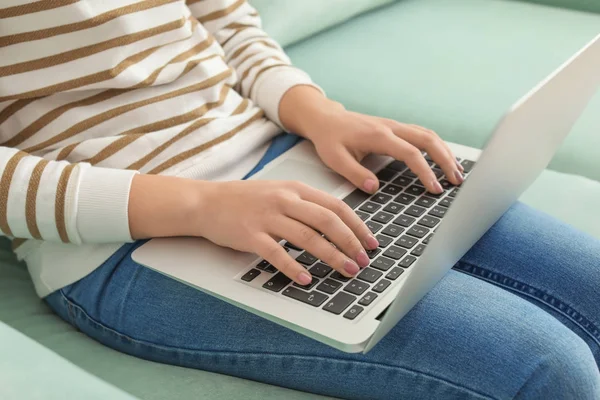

{"left": 251, "top": 65, "right": 325, "bottom": 131}
{"left": 75, "top": 166, "right": 138, "bottom": 244}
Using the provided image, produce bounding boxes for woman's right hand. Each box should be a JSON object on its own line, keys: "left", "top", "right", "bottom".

{"left": 129, "top": 175, "right": 378, "bottom": 285}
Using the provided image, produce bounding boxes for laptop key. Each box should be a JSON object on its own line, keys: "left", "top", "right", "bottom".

{"left": 386, "top": 267, "right": 404, "bottom": 280}
{"left": 343, "top": 189, "right": 370, "bottom": 210}
{"left": 407, "top": 225, "right": 430, "bottom": 239}
{"left": 344, "top": 280, "right": 369, "bottom": 295}
{"left": 396, "top": 235, "right": 418, "bottom": 249}
{"left": 372, "top": 211, "right": 394, "bottom": 224}
{"left": 376, "top": 234, "right": 393, "bottom": 248}
{"left": 366, "top": 220, "right": 383, "bottom": 234}
{"left": 376, "top": 168, "right": 397, "bottom": 182}
{"left": 394, "top": 193, "right": 416, "bottom": 205}
{"left": 241, "top": 269, "right": 261, "bottom": 282}
{"left": 371, "top": 193, "right": 393, "bottom": 204}
{"left": 393, "top": 214, "right": 416, "bottom": 228}
{"left": 418, "top": 215, "right": 440, "bottom": 228}
{"left": 448, "top": 188, "right": 460, "bottom": 198}
{"left": 381, "top": 184, "right": 403, "bottom": 196}
{"left": 373, "top": 279, "right": 392, "bottom": 293}
{"left": 402, "top": 170, "right": 418, "bottom": 179}
{"left": 264, "top": 264, "right": 278, "bottom": 273}
{"left": 383, "top": 202, "right": 404, "bottom": 214}
{"left": 330, "top": 271, "right": 351, "bottom": 282}
{"left": 357, "top": 267, "right": 383, "bottom": 283}
{"left": 316, "top": 278, "right": 343, "bottom": 294}
{"left": 399, "top": 255, "right": 417, "bottom": 268}
{"left": 383, "top": 245, "right": 408, "bottom": 260}
{"left": 294, "top": 277, "right": 320, "bottom": 290}
{"left": 392, "top": 176, "right": 413, "bottom": 187}
{"left": 343, "top": 305, "right": 364, "bottom": 320}
{"left": 366, "top": 248, "right": 381, "bottom": 259}
{"left": 439, "top": 179, "right": 455, "bottom": 190}
{"left": 355, "top": 210, "right": 370, "bottom": 221}
{"left": 296, "top": 252, "right": 317, "bottom": 266}
{"left": 405, "top": 205, "right": 426, "bottom": 218}
{"left": 381, "top": 224, "right": 404, "bottom": 237}
{"left": 439, "top": 197, "right": 454, "bottom": 208}
{"left": 323, "top": 292, "right": 356, "bottom": 315}
{"left": 415, "top": 196, "right": 436, "bottom": 208}
{"left": 429, "top": 206, "right": 447, "bottom": 219}
{"left": 283, "top": 287, "right": 328, "bottom": 307}
{"left": 372, "top": 256, "right": 395, "bottom": 271}
{"left": 359, "top": 201, "right": 381, "bottom": 214}
{"left": 263, "top": 273, "right": 292, "bottom": 292}
{"left": 405, "top": 185, "right": 426, "bottom": 196}
{"left": 461, "top": 159, "right": 476, "bottom": 173}
{"left": 423, "top": 233, "right": 435, "bottom": 245}
{"left": 411, "top": 244, "right": 427, "bottom": 257}
{"left": 432, "top": 168, "right": 444, "bottom": 178}
{"left": 387, "top": 160, "right": 408, "bottom": 172}
{"left": 284, "top": 241, "right": 302, "bottom": 251}
{"left": 256, "top": 260, "right": 271, "bottom": 271}
{"left": 309, "top": 262, "right": 332, "bottom": 278}
{"left": 359, "top": 292, "right": 378, "bottom": 306}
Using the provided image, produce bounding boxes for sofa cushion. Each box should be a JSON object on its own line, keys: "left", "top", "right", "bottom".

{"left": 515, "top": 0, "right": 600, "bottom": 14}
{"left": 250, "top": 0, "right": 397, "bottom": 47}
{"left": 285, "top": 0, "right": 600, "bottom": 183}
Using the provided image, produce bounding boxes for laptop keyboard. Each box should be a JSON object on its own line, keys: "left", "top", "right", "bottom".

{"left": 238, "top": 156, "right": 476, "bottom": 321}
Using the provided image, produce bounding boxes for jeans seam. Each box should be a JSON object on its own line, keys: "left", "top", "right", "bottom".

{"left": 454, "top": 260, "right": 600, "bottom": 349}
{"left": 58, "top": 290, "right": 496, "bottom": 400}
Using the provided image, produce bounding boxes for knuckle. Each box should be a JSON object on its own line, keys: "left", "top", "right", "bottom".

{"left": 317, "top": 208, "right": 336, "bottom": 226}
{"left": 405, "top": 146, "right": 422, "bottom": 160}
{"left": 421, "top": 134, "right": 437, "bottom": 147}
{"left": 332, "top": 198, "right": 349, "bottom": 216}
{"left": 342, "top": 230, "right": 359, "bottom": 249}
{"left": 299, "top": 226, "right": 319, "bottom": 244}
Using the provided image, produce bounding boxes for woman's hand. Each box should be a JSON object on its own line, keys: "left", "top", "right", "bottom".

{"left": 129, "top": 175, "right": 378, "bottom": 285}
{"left": 279, "top": 86, "right": 464, "bottom": 194}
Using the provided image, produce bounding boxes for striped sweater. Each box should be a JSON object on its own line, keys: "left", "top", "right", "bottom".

{"left": 0, "top": 0, "right": 319, "bottom": 297}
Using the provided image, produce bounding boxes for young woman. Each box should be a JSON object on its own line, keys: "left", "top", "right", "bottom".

{"left": 2, "top": 1, "right": 599, "bottom": 398}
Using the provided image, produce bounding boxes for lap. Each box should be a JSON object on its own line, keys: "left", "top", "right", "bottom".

{"left": 46, "top": 203, "right": 600, "bottom": 399}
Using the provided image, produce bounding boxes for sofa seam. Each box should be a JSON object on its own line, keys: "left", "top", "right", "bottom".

{"left": 58, "top": 290, "right": 497, "bottom": 400}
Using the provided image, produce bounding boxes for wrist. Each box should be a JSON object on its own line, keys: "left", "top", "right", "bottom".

{"left": 279, "top": 85, "right": 344, "bottom": 140}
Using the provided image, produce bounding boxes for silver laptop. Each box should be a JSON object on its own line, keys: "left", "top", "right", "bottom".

{"left": 132, "top": 34, "right": 600, "bottom": 353}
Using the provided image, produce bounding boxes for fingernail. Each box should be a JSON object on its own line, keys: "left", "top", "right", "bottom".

{"left": 344, "top": 260, "right": 360, "bottom": 275}
{"left": 456, "top": 160, "right": 464, "bottom": 171}
{"left": 356, "top": 250, "right": 370, "bottom": 268}
{"left": 431, "top": 179, "right": 444, "bottom": 194}
{"left": 366, "top": 235, "right": 379, "bottom": 249}
{"left": 363, "top": 179, "right": 378, "bottom": 194}
{"left": 454, "top": 170, "right": 464, "bottom": 184}
{"left": 297, "top": 272, "right": 312, "bottom": 285}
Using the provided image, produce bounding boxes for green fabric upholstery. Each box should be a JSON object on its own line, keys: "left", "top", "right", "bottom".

{"left": 0, "top": 322, "right": 136, "bottom": 400}
{"left": 286, "top": 0, "right": 600, "bottom": 183}
{"left": 514, "top": 0, "right": 600, "bottom": 14}
{"left": 250, "top": 0, "right": 396, "bottom": 47}
{"left": 2, "top": 1, "right": 600, "bottom": 399}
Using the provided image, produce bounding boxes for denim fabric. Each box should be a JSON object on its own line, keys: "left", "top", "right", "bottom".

{"left": 46, "top": 136, "right": 600, "bottom": 399}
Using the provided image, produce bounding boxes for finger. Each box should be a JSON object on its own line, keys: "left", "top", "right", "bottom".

{"left": 284, "top": 200, "right": 371, "bottom": 268}
{"left": 271, "top": 217, "right": 361, "bottom": 278}
{"left": 296, "top": 184, "right": 378, "bottom": 251}
{"left": 408, "top": 124, "right": 465, "bottom": 176}
{"left": 326, "top": 147, "right": 379, "bottom": 194}
{"left": 384, "top": 121, "right": 463, "bottom": 186}
{"left": 255, "top": 234, "right": 313, "bottom": 285}
{"left": 371, "top": 132, "right": 443, "bottom": 194}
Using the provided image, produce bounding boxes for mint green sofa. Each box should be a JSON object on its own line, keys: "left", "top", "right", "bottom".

{"left": 2, "top": 1, "right": 599, "bottom": 399}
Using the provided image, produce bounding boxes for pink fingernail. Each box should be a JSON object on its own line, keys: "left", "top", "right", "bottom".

{"left": 344, "top": 260, "right": 360, "bottom": 275}
{"left": 297, "top": 272, "right": 312, "bottom": 285}
{"left": 456, "top": 160, "right": 464, "bottom": 171}
{"left": 356, "top": 250, "right": 370, "bottom": 268}
{"left": 366, "top": 235, "right": 379, "bottom": 249}
{"left": 363, "top": 179, "right": 378, "bottom": 194}
{"left": 454, "top": 170, "right": 464, "bottom": 184}
{"left": 432, "top": 180, "right": 444, "bottom": 194}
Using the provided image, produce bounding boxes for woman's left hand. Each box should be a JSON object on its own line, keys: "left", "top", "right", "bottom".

{"left": 279, "top": 86, "right": 464, "bottom": 194}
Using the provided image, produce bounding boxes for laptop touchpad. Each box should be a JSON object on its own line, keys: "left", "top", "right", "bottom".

{"left": 257, "top": 159, "right": 348, "bottom": 194}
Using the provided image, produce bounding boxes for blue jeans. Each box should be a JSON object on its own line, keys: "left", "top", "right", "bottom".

{"left": 46, "top": 135, "right": 600, "bottom": 399}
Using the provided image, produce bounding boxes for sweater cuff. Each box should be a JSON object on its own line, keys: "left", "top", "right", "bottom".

{"left": 250, "top": 66, "right": 324, "bottom": 131}
{"left": 75, "top": 166, "right": 138, "bottom": 244}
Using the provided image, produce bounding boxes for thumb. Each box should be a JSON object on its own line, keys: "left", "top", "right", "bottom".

{"left": 326, "top": 149, "right": 379, "bottom": 194}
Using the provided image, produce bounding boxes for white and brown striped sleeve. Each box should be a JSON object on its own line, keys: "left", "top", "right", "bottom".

{"left": 186, "top": 0, "right": 323, "bottom": 129}
{"left": 0, "top": 147, "right": 137, "bottom": 244}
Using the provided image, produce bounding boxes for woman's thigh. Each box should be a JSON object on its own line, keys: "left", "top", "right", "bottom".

{"left": 46, "top": 203, "right": 600, "bottom": 399}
